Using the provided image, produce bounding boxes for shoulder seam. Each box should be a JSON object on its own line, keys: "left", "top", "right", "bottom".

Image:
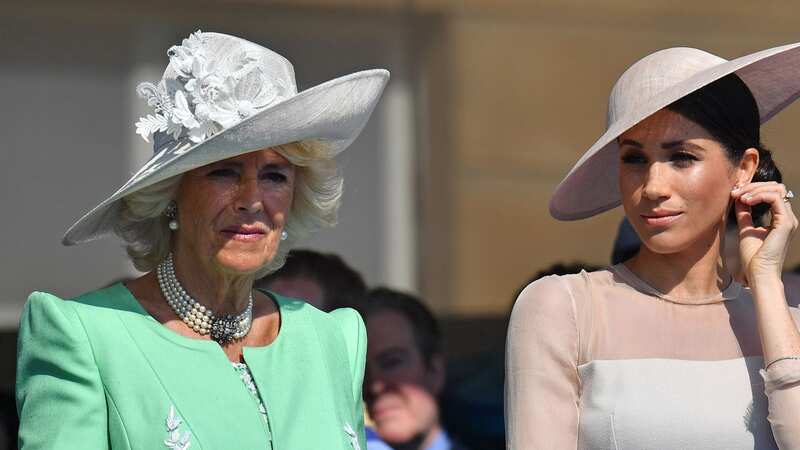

{"left": 554, "top": 276, "right": 580, "bottom": 359}
{"left": 555, "top": 275, "right": 583, "bottom": 397}
{"left": 105, "top": 384, "right": 132, "bottom": 447}
{"left": 329, "top": 308, "right": 363, "bottom": 405}
{"left": 65, "top": 302, "right": 110, "bottom": 398}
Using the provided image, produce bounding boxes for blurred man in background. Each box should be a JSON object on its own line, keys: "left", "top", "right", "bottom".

{"left": 361, "top": 288, "right": 468, "bottom": 450}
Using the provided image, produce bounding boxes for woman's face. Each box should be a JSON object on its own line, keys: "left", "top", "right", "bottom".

{"left": 618, "top": 109, "right": 739, "bottom": 255}
{"left": 174, "top": 148, "right": 295, "bottom": 276}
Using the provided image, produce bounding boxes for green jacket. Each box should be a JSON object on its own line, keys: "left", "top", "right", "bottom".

{"left": 16, "top": 283, "right": 367, "bottom": 449}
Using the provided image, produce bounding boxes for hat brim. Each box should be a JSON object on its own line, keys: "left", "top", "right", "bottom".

{"left": 550, "top": 42, "right": 800, "bottom": 221}
{"left": 63, "top": 69, "right": 390, "bottom": 245}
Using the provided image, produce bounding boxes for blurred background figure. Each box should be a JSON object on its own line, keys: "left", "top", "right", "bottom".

{"left": 361, "top": 287, "right": 469, "bottom": 450}
{"left": 611, "top": 218, "right": 641, "bottom": 265}
{"left": 255, "top": 249, "right": 367, "bottom": 311}
{"left": 366, "top": 427, "right": 395, "bottom": 450}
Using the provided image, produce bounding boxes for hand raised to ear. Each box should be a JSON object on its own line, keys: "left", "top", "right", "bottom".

{"left": 731, "top": 182, "right": 798, "bottom": 283}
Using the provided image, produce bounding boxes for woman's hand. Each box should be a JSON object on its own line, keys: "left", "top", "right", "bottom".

{"left": 731, "top": 181, "right": 798, "bottom": 283}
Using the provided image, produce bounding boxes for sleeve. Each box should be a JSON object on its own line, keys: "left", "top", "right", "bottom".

{"left": 505, "top": 275, "right": 581, "bottom": 450}
{"left": 330, "top": 307, "right": 368, "bottom": 450}
{"left": 760, "top": 304, "right": 800, "bottom": 450}
{"left": 16, "top": 292, "right": 109, "bottom": 449}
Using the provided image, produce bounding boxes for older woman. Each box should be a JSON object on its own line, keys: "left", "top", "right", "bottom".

{"left": 16, "top": 31, "right": 388, "bottom": 449}
{"left": 506, "top": 44, "right": 800, "bottom": 448}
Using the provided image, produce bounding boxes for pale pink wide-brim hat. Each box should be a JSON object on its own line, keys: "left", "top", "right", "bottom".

{"left": 550, "top": 42, "right": 800, "bottom": 221}
{"left": 63, "top": 31, "right": 389, "bottom": 245}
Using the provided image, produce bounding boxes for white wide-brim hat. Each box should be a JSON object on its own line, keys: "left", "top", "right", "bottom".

{"left": 550, "top": 42, "right": 800, "bottom": 221}
{"left": 63, "top": 31, "right": 389, "bottom": 245}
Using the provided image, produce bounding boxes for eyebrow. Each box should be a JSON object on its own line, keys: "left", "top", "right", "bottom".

{"left": 661, "top": 140, "right": 706, "bottom": 152}
{"left": 619, "top": 139, "right": 705, "bottom": 152}
{"left": 214, "top": 161, "right": 292, "bottom": 170}
{"left": 619, "top": 139, "right": 643, "bottom": 148}
{"left": 376, "top": 347, "right": 409, "bottom": 358}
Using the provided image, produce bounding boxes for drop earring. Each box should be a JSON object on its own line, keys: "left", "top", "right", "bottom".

{"left": 165, "top": 201, "right": 179, "bottom": 231}
{"left": 280, "top": 230, "right": 288, "bottom": 241}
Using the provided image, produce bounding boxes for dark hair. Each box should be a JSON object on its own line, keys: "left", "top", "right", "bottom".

{"left": 360, "top": 287, "right": 442, "bottom": 368}
{"left": 666, "top": 73, "right": 782, "bottom": 224}
{"left": 256, "top": 249, "right": 366, "bottom": 311}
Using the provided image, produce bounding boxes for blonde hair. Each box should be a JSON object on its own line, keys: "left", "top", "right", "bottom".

{"left": 114, "top": 140, "right": 342, "bottom": 278}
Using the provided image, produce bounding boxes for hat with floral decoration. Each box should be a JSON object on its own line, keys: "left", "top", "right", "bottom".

{"left": 63, "top": 30, "right": 389, "bottom": 245}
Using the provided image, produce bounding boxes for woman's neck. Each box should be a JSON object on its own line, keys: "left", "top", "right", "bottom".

{"left": 625, "top": 226, "right": 733, "bottom": 302}
{"left": 170, "top": 247, "right": 255, "bottom": 316}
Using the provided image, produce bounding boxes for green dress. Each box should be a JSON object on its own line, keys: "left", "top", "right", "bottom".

{"left": 16, "top": 283, "right": 367, "bottom": 450}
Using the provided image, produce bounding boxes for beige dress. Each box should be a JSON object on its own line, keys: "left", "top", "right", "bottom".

{"left": 505, "top": 265, "right": 800, "bottom": 449}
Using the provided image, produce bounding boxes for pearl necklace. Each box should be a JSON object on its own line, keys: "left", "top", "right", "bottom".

{"left": 156, "top": 253, "right": 253, "bottom": 345}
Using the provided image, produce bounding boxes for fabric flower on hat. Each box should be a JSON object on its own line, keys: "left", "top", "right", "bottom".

{"left": 166, "top": 30, "right": 205, "bottom": 78}
{"left": 207, "top": 69, "right": 287, "bottom": 129}
{"left": 134, "top": 30, "right": 287, "bottom": 146}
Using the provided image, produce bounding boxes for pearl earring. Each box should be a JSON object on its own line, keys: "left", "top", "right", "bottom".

{"left": 280, "top": 230, "right": 288, "bottom": 241}
{"left": 164, "top": 201, "right": 179, "bottom": 231}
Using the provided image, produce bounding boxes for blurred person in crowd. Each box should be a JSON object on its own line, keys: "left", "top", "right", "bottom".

{"left": 784, "top": 264, "right": 800, "bottom": 303}
{"left": 362, "top": 288, "right": 469, "bottom": 450}
{"left": 508, "top": 44, "right": 800, "bottom": 448}
{"left": 611, "top": 217, "right": 641, "bottom": 265}
{"left": 366, "top": 426, "right": 396, "bottom": 450}
{"left": 0, "top": 390, "right": 15, "bottom": 450}
{"left": 255, "top": 248, "right": 367, "bottom": 311}
{"left": 16, "top": 31, "right": 389, "bottom": 448}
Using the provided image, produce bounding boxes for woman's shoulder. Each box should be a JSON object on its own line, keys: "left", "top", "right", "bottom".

{"left": 22, "top": 283, "right": 143, "bottom": 338}
{"left": 26, "top": 283, "right": 137, "bottom": 316}
{"left": 265, "top": 290, "right": 364, "bottom": 333}
{"left": 262, "top": 290, "right": 364, "bottom": 349}
{"left": 19, "top": 284, "right": 138, "bottom": 360}
{"left": 327, "top": 307, "right": 365, "bottom": 338}
{"left": 265, "top": 291, "right": 364, "bottom": 362}
{"left": 514, "top": 268, "right": 612, "bottom": 308}
{"left": 27, "top": 283, "right": 121, "bottom": 310}
{"left": 510, "top": 268, "right": 615, "bottom": 337}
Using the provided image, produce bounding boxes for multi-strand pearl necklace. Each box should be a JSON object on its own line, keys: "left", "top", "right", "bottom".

{"left": 156, "top": 253, "right": 253, "bottom": 345}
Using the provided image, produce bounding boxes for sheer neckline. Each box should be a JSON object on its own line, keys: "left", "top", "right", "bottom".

{"left": 610, "top": 263, "right": 743, "bottom": 305}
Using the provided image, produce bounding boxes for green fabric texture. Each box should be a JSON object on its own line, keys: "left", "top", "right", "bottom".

{"left": 16, "top": 283, "right": 367, "bottom": 450}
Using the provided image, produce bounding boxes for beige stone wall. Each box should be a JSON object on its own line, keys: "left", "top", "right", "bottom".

{"left": 416, "top": 2, "right": 800, "bottom": 316}
{"left": 10, "top": 0, "right": 800, "bottom": 319}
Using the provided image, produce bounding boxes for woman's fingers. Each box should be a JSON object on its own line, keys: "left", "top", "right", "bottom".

{"left": 733, "top": 182, "right": 797, "bottom": 280}
{"left": 741, "top": 192, "right": 796, "bottom": 232}
{"left": 732, "top": 181, "right": 786, "bottom": 201}
{"left": 733, "top": 182, "right": 796, "bottom": 228}
{"left": 734, "top": 197, "right": 755, "bottom": 230}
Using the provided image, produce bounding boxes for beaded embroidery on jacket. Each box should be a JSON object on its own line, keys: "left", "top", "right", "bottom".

{"left": 232, "top": 362, "right": 269, "bottom": 416}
